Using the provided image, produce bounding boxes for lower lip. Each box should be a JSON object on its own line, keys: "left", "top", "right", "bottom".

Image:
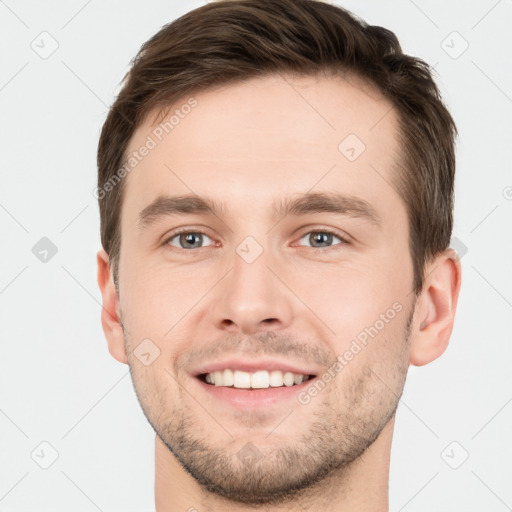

{"left": 193, "top": 376, "right": 316, "bottom": 408}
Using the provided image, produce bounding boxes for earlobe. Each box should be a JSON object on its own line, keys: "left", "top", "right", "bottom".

{"left": 96, "top": 249, "right": 128, "bottom": 365}
{"left": 409, "top": 248, "right": 462, "bottom": 366}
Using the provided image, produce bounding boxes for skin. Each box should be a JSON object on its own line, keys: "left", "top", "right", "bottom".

{"left": 97, "top": 72, "right": 461, "bottom": 511}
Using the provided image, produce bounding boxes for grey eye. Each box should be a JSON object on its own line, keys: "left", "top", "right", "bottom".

{"left": 167, "top": 232, "right": 214, "bottom": 249}
{"left": 298, "top": 231, "right": 343, "bottom": 248}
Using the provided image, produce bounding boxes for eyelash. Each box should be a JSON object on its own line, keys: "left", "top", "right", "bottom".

{"left": 163, "top": 227, "right": 350, "bottom": 251}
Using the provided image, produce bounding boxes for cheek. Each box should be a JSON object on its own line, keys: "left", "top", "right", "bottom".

{"left": 292, "top": 259, "right": 396, "bottom": 334}
{"left": 120, "top": 262, "right": 213, "bottom": 369}
{"left": 330, "top": 306, "right": 410, "bottom": 409}
{"left": 128, "top": 361, "right": 171, "bottom": 421}
{"left": 312, "top": 266, "right": 408, "bottom": 361}
{"left": 121, "top": 260, "right": 187, "bottom": 331}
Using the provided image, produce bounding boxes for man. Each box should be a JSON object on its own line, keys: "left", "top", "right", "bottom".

{"left": 96, "top": 0, "right": 462, "bottom": 510}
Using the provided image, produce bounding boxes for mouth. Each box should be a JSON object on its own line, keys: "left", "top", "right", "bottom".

{"left": 193, "top": 370, "right": 318, "bottom": 408}
{"left": 189, "top": 358, "right": 321, "bottom": 407}
{"left": 196, "top": 371, "right": 316, "bottom": 390}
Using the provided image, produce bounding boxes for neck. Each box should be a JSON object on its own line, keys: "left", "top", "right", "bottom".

{"left": 155, "top": 416, "right": 393, "bottom": 512}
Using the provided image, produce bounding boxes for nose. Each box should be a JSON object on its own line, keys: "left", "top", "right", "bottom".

{"left": 212, "top": 244, "right": 294, "bottom": 336}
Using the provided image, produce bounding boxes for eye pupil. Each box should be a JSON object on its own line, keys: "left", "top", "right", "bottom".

{"left": 310, "top": 232, "right": 332, "bottom": 247}
{"left": 181, "top": 233, "right": 202, "bottom": 249}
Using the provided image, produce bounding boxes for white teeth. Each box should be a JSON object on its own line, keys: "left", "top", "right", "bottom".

{"left": 293, "top": 373, "right": 304, "bottom": 385}
{"left": 214, "top": 371, "right": 224, "bottom": 387}
{"left": 222, "top": 368, "right": 234, "bottom": 386}
{"left": 283, "top": 371, "right": 295, "bottom": 387}
{"left": 233, "top": 370, "right": 251, "bottom": 388}
{"left": 269, "top": 370, "right": 284, "bottom": 387}
{"left": 204, "top": 369, "right": 309, "bottom": 388}
{"left": 251, "top": 370, "right": 270, "bottom": 388}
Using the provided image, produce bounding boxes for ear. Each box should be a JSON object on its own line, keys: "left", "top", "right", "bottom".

{"left": 409, "top": 248, "right": 462, "bottom": 366}
{"left": 96, "top": 248, "right": 128, "bottom": 364}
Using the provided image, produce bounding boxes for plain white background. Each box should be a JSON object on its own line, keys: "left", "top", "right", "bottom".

{"left": 1, "top": 1, "right": 511, "bottom": 510}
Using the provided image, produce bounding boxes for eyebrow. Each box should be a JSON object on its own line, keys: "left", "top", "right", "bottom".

{"left": 137, "top": 192, "right": 382, "bottom": 229}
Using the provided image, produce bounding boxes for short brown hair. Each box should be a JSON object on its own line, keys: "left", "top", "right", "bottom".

{"left": 97, "top": 0, "right": 457, "bottom": 296}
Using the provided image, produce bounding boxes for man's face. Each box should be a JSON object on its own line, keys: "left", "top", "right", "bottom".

{"left": 116, "top": 73, "right": 416, "bottom": 504}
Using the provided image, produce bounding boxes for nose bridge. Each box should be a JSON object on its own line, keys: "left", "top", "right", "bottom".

{"left": 232, "top": 235, "right": 272, "bottom": 295}
{"left": 212, "top": 231, "right": 294, "bottom": 335}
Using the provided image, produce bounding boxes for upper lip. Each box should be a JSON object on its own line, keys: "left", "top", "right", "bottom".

{"left": 191, "top": 357, "right": 319, "bottom": 377}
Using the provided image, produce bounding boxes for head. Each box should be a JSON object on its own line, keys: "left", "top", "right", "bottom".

{"left": 97, "top": 0, "right": 461, "bottom": 506}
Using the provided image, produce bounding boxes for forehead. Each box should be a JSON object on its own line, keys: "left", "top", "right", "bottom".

{"left": 121, "top": 72, "right": 403, "bottom": 225}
